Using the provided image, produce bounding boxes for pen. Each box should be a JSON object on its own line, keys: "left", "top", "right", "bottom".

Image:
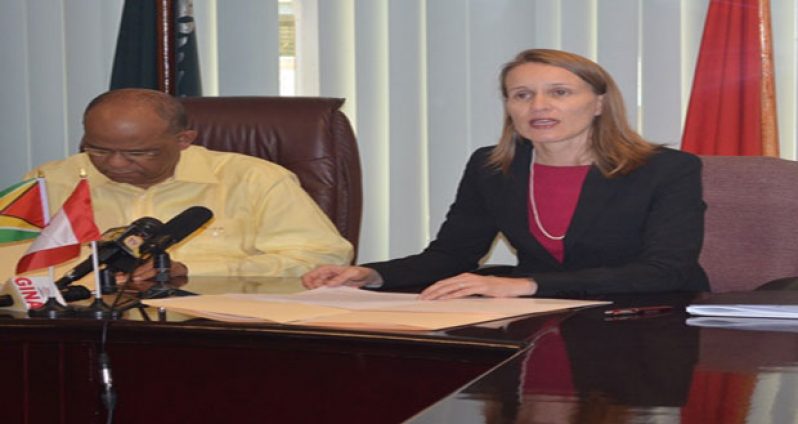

{"left": 604, "top": 305, "right": 673, "bottom": 317}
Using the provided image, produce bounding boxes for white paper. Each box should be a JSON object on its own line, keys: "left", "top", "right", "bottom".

{"left": 225, "top": 286, "right": 419, "bottom": 310}
{"left": 686, "top": 304, "right": 798, "bottom": 319}
{"left": 226, "top": 286, "right": 608, "bottom": 315}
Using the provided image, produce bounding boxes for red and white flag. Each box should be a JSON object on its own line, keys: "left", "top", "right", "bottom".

{"left": 16, "top": 179, "right": 101, "bottom": 274}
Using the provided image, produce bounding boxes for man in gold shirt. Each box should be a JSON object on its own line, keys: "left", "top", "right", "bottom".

{"left": 25, "top": 88, "right": 353, "bottom": 281}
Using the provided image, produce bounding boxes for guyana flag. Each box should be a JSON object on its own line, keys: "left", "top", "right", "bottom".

{"left": 0, "top": 179, "right": 46, "bottom": 243}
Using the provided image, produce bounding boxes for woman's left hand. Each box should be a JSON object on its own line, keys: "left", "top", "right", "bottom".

{"left": 418, "top": 273, "right": 538, "bottom": 300}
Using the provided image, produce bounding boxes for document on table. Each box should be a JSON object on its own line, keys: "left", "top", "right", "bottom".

{"left": 686, "top": 304, "right": 798, "bottom": 319}
{"left": 143, "top": 286, "right": 609, "bottom": 331}
{"left": 686, "top": 291, "right": 798, "bottom": 319}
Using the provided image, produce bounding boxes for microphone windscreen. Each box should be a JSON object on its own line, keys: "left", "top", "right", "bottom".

{"left": 128, "top": 217, "right": 164, "bottom": 238}
{"left": 151, "top": 206, "right": 214, "bottom": 250}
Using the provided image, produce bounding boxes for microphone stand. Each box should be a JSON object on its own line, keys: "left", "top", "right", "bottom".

{"left": 27, "top": 296, "right": 76, "bottom": 318}
{"left": 139, "top": 250, "right": 178, "bottom": 299}
{"left": 72, "top": 269, "right": 121, "bottom": 320}
{"left": 28, "top": 280, "right": 79, "bottom": 318}
{"left": 28, "top": 282, "right": 101, "bottom": 319}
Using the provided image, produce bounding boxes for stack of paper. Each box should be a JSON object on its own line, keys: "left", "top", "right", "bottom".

{"left": 686, "top": 304, "right": 798, "bottom": 319}
{"left": 143, "top": 287, "right": 609, "bottom": 331}
{"left": 686, "top": 291, "right": 798, "bottom": 319}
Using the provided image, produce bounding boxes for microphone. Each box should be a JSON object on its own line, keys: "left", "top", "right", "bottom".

{"left": 0, "top": 274, "right": 94, "bottom": 312}
{"left": 140, "top": 206, "right": 214, "bottom": 257}
{"left": 0, "top": 285, "right": 92, "bottom": 308}
{"left": 55, "top": 217, "right": 164, "bottom": 289}
{"left": 62, "top": 285, "right": 93, "bottom": 302}
{"left": 54, "top": 207, "right": 212, "bottom": 291}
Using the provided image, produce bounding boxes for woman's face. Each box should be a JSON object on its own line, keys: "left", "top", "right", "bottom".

{"left": 504, "top": 62, "right": 603, "bottom": 150}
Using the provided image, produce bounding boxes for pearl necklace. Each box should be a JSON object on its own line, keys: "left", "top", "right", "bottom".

{"left": 529, "top": 149, "right": 566, "bottom": 241}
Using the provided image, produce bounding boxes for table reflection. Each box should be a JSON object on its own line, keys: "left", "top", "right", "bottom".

{"left": 682, "top": 328, "right": 798, "bottom": 424}
{"left": 463, "top": 304, "right": 697, "bottom": 423}
{"left": 410, "top": 293, "right": 798, "bottom": 424}
{"left": 125, "top": 275, "right": 306, "bottom": 295}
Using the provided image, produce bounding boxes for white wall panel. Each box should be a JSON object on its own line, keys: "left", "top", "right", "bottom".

{"left": 533, "top": 0, "right": 560, "bottom": 48}
{"left": 353, "top": 0, "right": 389, "bottom": 262}
{"left": 217, "top": 0, "right": 279, "bottom": 95}
{"left": 681, "top": 0, "right": 710, "bottom": 124}
{"left": 294, "top": 0, "right": 319, "bottom": 96}
{"left": 426, "top": 0, "right": 471, "bottom": 243}
{"left": 597, "top": 0, "right": 641, "bottom": 130}
{"left": 318, "top": 0, "right": 356, "bottom": 107}
{"left": 27, "top": 0, "right": 69, "bottom": 167}
{"left": 561, "top": 0, "right": 596, "bottom": 59}
{"left": 386, "top": 0, "right": 427, "bottom": 257}
{"left": 0, "top": 0, "right": 33, "bottom": 184}
{"left": 772, "top": 0, "right": 797, "bottom": 159}
{"left": 194, "top": 0, "right": 219, "bottom": 96}
{"left": 641, "top": 0, "right": 683, "bottom": 146}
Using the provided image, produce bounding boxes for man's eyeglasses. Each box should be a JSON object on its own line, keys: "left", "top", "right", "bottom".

{"left": 83, "top": 146, "right": 160, "bottom": 161}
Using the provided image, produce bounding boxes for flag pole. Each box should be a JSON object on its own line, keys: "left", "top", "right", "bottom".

{"left": 35, "top": 173, "right": 57, "bottom": 283}
{"left": 76, "top": 170, "right": 103, "bottom": 300}
{"left": 90, "top": 240, "right": 103, "bottom": 300}
{"left": 71, "top": 172, "right": 116, "bottom": 318}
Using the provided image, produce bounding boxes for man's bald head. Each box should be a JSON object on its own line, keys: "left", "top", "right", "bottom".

{"left": 84, "top": 88, "right": 188, "bottom": 135}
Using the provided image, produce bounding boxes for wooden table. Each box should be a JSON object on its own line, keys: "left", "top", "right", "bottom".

{"left": 5, "top": 278, "right": 794, "bottom": 424}
{"left": 0, "top": 276, "right": 546, "bottom": 423}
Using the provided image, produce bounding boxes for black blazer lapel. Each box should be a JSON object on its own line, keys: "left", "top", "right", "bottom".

{"left": 564, "top": 167, "right": 617, "bottom": 251}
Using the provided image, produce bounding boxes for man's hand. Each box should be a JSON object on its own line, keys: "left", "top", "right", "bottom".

{"left": 116, "top": 259, "right": 189, "bottom": 282}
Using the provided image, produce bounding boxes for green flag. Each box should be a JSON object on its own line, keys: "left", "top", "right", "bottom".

{"left": 0, "top": 179, "right": 46, "bottom": 244}
{"left": 110, "top": 0, "right": 202, "bottom": 96}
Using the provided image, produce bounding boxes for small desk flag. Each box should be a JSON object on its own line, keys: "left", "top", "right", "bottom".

{"left": 0, "top": 179, "right": 46, "bottom": 243}
{"left": 16, "top": 179, "right": 100, "bottom": 274}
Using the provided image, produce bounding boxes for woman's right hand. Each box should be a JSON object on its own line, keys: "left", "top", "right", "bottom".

{"left": 301, "top": 265, "right": 383, "bottom": 289}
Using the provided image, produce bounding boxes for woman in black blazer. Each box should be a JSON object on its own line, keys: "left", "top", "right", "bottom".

{"left": 302, "top": 49, "right": 708, "bottom": 299}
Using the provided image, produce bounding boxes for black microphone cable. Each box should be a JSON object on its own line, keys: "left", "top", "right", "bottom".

{"left": 99, "top": 320, "right": 117, "bottom": 424}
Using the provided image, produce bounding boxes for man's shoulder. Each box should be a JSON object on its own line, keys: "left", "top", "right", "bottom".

{"left": 30, "top": 153, "right": 86, "bottom": 172}
{"left": 28, "top": 154, "right": 93, "bottom": 183}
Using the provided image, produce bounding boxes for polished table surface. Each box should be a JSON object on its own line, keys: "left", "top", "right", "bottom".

{"left": 3, "top": 277, "right": 798, "bottom": 423}
{"left": 407, "top": 291, "right": 798, "bottom": 424}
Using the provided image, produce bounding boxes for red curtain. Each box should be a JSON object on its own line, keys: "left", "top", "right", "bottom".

{"left": 681, "top": 0, "right": 778, "bottom": 156}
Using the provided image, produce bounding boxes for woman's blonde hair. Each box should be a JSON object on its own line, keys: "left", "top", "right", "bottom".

{"left": 488, "top": 49, "right": 655, "bottom": 176}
